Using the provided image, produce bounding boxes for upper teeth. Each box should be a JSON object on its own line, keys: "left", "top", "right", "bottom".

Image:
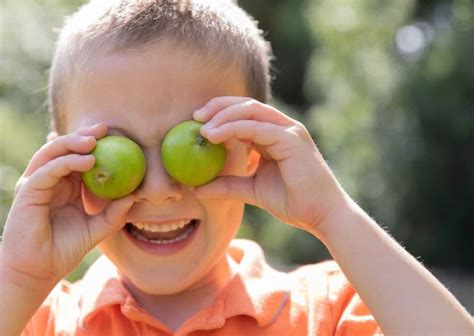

{"left": 131, "top": 219, "right": 192, "bottom": 233}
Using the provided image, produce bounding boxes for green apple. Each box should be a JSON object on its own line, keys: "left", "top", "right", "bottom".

{"left": 161, "top": 120, "right": 227, "bottom": 186}
{"left": 82, "top": 135, "right": 146, "bottom": 199}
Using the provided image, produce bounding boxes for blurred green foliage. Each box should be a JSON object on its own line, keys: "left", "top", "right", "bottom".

{"left": 1, "top": 0, "right": 473, "bottom": 281}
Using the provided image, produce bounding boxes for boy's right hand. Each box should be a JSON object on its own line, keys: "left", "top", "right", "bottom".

{"left": 1, "top": 123, "right": 135, "bottom": 287}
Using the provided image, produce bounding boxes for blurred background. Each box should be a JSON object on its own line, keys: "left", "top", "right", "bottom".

{"left": 1, "top": 0, "right": 473, "bottom": 311}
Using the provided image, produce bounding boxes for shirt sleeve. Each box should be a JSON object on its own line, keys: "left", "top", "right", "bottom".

{"left": 323, "top": 262, "right": 383, "bottom": 335}
{"left": 21, "top": 280, "right": 78, "bottom": 336}
{"left": 21, "top": 304, "right": 55, "bottom": 336}
{"left": 334, "top": 292, "right": 382, "bottom": 336}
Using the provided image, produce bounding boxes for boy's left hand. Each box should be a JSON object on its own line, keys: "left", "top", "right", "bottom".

{"left": 193, "top": 96, "right": 347, "bottom": 235}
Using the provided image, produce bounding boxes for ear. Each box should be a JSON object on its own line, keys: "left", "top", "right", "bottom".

{"left": 81, "top": 183, "right": 111, "bottom": 215}
{"left": 246, "top": 147, "right": 260, "bottom": 176}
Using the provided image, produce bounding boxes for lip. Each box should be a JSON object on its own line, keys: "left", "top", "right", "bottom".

{"left": 122, "top": 219, "right": 200, "bottom": 256}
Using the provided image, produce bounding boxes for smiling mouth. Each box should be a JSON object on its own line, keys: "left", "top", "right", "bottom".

{"left": 125, "top": 220, "right": 199, "bottom": 245}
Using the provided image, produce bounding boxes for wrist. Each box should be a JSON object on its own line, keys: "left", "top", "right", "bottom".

{"left": 0, "top": 257, "right": 59, "bottom": 294}
{"left": 310, "top": 191, "right": 369, "bottom": 246}
{"left": 0, "top": 262, "right": 58, "bottom": 336}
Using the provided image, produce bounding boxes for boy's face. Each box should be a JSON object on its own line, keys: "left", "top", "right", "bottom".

{"left": 64, "top": 41, "right": 253, "bottom": 294}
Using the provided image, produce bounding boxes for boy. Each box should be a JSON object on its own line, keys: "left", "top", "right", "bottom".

{"left": 0, "top": 0, "right": 472, "bottom": 335}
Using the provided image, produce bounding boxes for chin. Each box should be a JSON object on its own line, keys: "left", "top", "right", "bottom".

{"left": 126, "top": 268, "right": 203, "bottom": 296}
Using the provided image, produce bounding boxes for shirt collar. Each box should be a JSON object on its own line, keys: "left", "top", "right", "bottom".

{"left": 221, "top": 239, "right": 292, "bottom": 326}
{"left": 78, "top": 239, "right": 292, "bottom": 330}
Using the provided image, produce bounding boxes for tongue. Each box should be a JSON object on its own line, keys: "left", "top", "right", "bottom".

{"left": 131, "top": 224, "right": 190, "bottom": 240}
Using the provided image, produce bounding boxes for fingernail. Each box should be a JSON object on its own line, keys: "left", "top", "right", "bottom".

{"left": 201, "top": 122, "right": 213, "bottom": 131}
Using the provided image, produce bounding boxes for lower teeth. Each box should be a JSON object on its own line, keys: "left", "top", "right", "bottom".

{"left": 130, "top": 223, "right": 195, "bottom": 245}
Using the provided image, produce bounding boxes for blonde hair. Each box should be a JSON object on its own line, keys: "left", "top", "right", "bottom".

{"left": 48, "top": 0, "right": 273, "bottom": 134}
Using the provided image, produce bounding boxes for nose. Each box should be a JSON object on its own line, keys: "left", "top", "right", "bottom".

{"left": 134, "top": 149, "right": 182, "bottom": 203}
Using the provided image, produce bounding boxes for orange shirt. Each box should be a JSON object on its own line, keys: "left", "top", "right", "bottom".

{"left": 23, "top": 239, "right": 382, "bottom": 335}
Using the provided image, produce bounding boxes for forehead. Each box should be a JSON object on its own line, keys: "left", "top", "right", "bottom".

{"left": 64, "top": 40, "right": 246, "bottom": 142}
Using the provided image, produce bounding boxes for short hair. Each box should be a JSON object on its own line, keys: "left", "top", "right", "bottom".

{"left": 48, "top": 0, "right": 273, "bottom": 134}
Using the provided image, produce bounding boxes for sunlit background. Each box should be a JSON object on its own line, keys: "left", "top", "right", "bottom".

{"left": 1, "top": 0, "right": 473, "bottom": 311}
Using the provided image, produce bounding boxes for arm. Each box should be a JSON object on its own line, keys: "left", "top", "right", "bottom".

{"left": 0, "top": 265, "right": 57, "bottom": 336}
{"left": 0, "top": 123, "right": 135, "bottom": 335}
{"left": 192, "top": 96, "right": 473, "bottom": 335}
{"left": 317, "top": 194, "right": 473, "bottom": 335}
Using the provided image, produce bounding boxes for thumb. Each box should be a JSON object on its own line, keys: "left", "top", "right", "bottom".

{"left": 88, "top": 193, "right": 136, "bottom": 244}
{"left": 194, "top": 176, "right": 257, "bottom": 206}
{"left": 81, "top": 183, "right": 111, "bottom": 215}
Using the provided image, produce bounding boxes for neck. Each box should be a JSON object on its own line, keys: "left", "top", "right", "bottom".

{"left": 121, "top": 254, "right": 238, "bottom": 331}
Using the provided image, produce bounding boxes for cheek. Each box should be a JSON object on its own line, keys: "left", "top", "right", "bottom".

{"left": 97, "top": 235, "right": 121, "bottom": 265}
{"left": 203, "top": 199, "right": 244, "bottom": 241}
{"left": 97, "top": 232, "right": 134, "bottom": 275}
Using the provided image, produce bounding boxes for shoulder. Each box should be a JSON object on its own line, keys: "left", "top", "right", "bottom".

{"left": 290, "top": 260, "right": 356, "bottom": 299}
{"left": 23, "top": 256, "right": 131, "bottom": 335}
{"left": 22, "top": 279, "right": 83, "bottom": 335}
{"left": 285, "top": 261, "right": 381, "bottom": 334}
{"left": 286, "top": 261, "right": 354, "bottom": 317}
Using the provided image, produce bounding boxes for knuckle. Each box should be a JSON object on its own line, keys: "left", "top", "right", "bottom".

{"left": 294, "top": 120, "right": 305, "bottom": 128}
{"left": 242, "top": 99, "right": 259, "bottom": 109}
{"left": 261, "top": 121, "right": 274, "bottom": 131}
{"left": 206, "top": 97, "right": 221, "bottom": 110}
{"left": 40, "top": 135, "right": 64, "bottom": 152}
{"left": 38, "top": 141, "right": 52, "bottom": 153}
{"left": 40, "top": 158, "right": 63, "bottom": 177}
{"left": 63, "top": 134, "right": 82, "bottom": 146}
{"left": 249, "top": 124, "right": 259, "bottom": 138}
{"left": 55, "top": 133, "right": 79, "bottom": 146}
{"left": 54, "top": 155, "right": 71, "bottom": 169}
{"left": 76, "top": 124, "right": 91, "bottom": 132}
{"left": 46, "top": 131, "right": 59, "bottom": 142}
{"left": 49, "top": 133, "right": 67, "bottom": 144}
{"left": 292, "top": 125, "right": 305, "bottom": 136}
{"left": 13, "top": 176, "right": 27, "bottom": 197}
{"left": 288, "top": 123, "right": 309, "bottom": 138}
{"left": 16, "top": 176, "right": 38, "bottom": 196}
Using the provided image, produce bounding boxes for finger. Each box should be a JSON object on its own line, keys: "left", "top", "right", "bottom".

{"left": 23, "top": 122, "right": 107, "bottom": 177}
{"left": 203, "top": 120, "right": 305, "bottom": 161}
{"left": 75, "top": 122, "right": 108, "bottom": 137}
{"left": 21, "top": 154, "right": 95, "bottom": 203}
{"left": 88, "top": 193, "right": 136, "bottom": 244}
{"left": 47, "top": 122, "right": 108, "bottom": 141}
{"left": 194, "top": 175, "right": 257, "bottom": 206}
{"left": 193, "top": 96, "right": 252, "bottom": 122}
{"left": 23, "top": 122, "right": 105, "bottom": 177}
{"left": 203, "top": 119, "right": 278, "bottom": 143}
{"left": 200, "top": 99, "right": 294, "bottom": 132}
{"left": 23, "top": 135, "right": 96, "bottom": 177}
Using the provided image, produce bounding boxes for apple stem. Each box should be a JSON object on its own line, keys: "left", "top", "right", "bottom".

{"left": 196, "top": 135, "right": 207, "bottom": 146}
